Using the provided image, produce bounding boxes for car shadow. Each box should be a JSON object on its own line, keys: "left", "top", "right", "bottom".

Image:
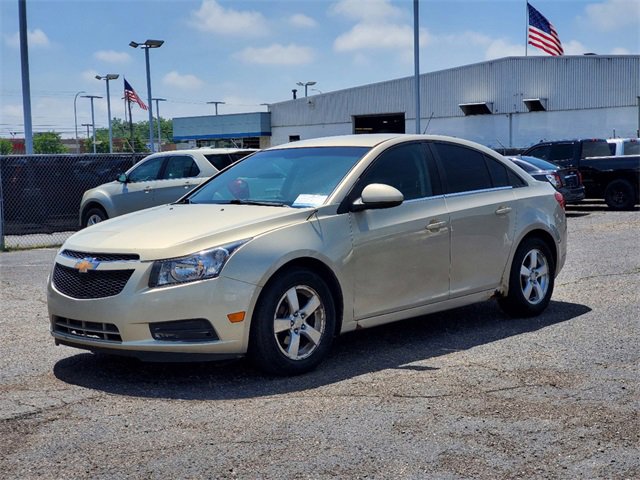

{"left": 566, "top": 199, "right": 639, "bottom": 215}
{"left": 53, "top": 300, "right": 591, "bottom": 400}
{"left": 53, "top": 301, "right": 591, "bottom": 400}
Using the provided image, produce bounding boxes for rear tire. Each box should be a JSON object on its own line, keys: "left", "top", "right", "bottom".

{"left": 499, "top": 237, "right": 555, "bottom": 317}
{"left": 249, "top": 268, "right": 336, "bottom": 376}
{"left": 82, "top": 207, "right": 108, "bottom": 228}
{"left": 604, "top": 179, "right": 636, "bottom": 210}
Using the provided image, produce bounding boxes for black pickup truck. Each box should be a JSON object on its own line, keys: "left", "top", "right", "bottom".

{"left": 523, "top": 139, "right": 640, "bottom": 210}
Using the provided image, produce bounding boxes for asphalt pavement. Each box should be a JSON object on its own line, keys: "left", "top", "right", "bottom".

{"left": 0, "top": 201, "right": 638, "bottom": 479}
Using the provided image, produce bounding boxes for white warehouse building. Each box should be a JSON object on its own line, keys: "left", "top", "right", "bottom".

{"left": 173, "top": 55, "right": 639, "bottom": 150}
{"left": 267, "top": 55, "right": 639, "bottom": 149}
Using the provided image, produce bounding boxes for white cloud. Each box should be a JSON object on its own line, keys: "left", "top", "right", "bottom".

{"left": 330, "top": 0, "right": 403, "bottom": 22}
{"left": 81, "top": 69, "right": 100, "bottom": 82}
{"left": 289, "top": 13, "right": 317, "bottom": 28}
{"left": 5, "top": 28, "right": 50, "bottom": 48}
{"left": 334, "top": 23, "right": 430, "bottom": 52}
{"left": 190, "top": 0, "right": 268, "bottom": 36}
{"left": 484, "top": 38, "right": 524, "bottom": 60}
{"left": 94, "top": 50, "right": 131, "bottom": 64}
{"left": 234, "top": 43, "right": 314, "bottom": 65}
{"left": 611, "top": 47, "right": 631, "bottom": 54}
{"left": 584, "top": 0, "right": 640, "bottom": 32}
{"left": 163, "top": 71, "right": 205, "bottom": 89}
{"left": 563, "top": 40, "right": 589, "bottom": 55}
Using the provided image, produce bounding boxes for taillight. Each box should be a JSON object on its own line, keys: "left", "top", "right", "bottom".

{"left": 545, "top": 172, "right": 563, "bottom": 189}
{"left": 554, "top": 191, "right": 566, "bottom": 210}
{"left": 577, "top": 170, "right": 583, "bottom": 184}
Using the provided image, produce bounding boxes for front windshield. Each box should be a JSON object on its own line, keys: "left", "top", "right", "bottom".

{"left": 187, "top": 146, "right": 370, "bottom": 208}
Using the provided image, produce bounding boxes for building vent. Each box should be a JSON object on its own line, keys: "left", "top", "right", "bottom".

{"left": 459, "top": 102, "right": 493, "bottom": 115}
{"left": 523, "top": 98, "right": 547, "bottom": 112}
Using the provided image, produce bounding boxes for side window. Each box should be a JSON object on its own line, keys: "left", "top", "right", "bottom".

{"left": 128, "top": 157, "right": 164, "bottom": 182}
{"left": 432, "top": 143, "right": 492, "bottom": 194}
{"left": 162, "top": 155, "right": 200, "bottom": 179}
{"left": 205, "top": 154, "right": 233, "bottom": 171}
{"left": 549, "top": 143, "right": 574, "bottom": 162}
{"left": 527, "top": 145, "right": 550, "bottom": 160}
{"left": 484, "top": 155, "right": 510, "bottom": 188}
{"left": 358, "top": 143, "right": 434, "bottom": 201}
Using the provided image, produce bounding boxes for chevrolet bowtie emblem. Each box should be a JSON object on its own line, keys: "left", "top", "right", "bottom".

{"left": 74, "top": 257, "right": 100, "bottom": 273}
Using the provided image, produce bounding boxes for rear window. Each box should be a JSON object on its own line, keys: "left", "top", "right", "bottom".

{"left": 623, "top": 141, "right": 640, "bottom": 155}
{"left": 204, "top": 154, "right": 232, "bottom": 171}
{"left": 582, "top": 140, "right": 611, "bottom": 158}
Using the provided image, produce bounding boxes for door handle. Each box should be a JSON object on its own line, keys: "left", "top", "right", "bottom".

{"left": 426, "top": 220, "right": 448, "bottom": 232}
{"left": 495, "top": 206, "right": 512, "bottom": 215}
{"left": 144, "top": 186, "right": 152, "bottom": 193}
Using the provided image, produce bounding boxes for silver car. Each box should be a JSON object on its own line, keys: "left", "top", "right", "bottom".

{"left": 79, "top": 148, "right": 257, "bottom": 227}
{"left": 49, "top": 134, "right": 567, "bottom": 375}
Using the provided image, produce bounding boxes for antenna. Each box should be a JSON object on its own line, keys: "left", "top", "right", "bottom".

{"left": 422, "top": 112, "right": 435, "bottom": 134}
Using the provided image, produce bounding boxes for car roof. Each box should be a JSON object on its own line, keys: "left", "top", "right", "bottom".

{"left": 267, "top": 134, "right": 502, "bottom": 153}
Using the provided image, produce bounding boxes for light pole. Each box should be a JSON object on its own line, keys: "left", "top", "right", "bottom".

{"left": 81, "top": 123, "right": 92, "bottom": 150}
{"left": 296, "top": 81, "right": 316, "bottom": 97}
{"left": 130, "top": 39, "right": 164, "bottom": 152}
{"left": 95, "top": 74, "right": 119, "bottom": 153}
{"left": 73, "top": 90, "right": 86, "bottom": 153}
{"left": 82, "top": 95, "right": 102, "bottom": 153}
{"left": 207, "top": 101, "right": 225, "bottom": 115}
{"left": 153, "top": 97, "right": 166, "bottom": 150}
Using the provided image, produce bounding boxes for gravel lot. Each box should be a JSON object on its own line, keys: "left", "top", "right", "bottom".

{"left": 1, "top": 201, "right": 638, "bottom": 479}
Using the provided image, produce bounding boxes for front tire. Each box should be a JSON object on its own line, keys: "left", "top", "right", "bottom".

{"left": 249, "top": 268, "right": 336, "bottom": 375}
{"left": 499, "top": 237, "right": 555, "bottom": 317}
{"left": 82, "top": 207, "right": 108, "bottom": 228}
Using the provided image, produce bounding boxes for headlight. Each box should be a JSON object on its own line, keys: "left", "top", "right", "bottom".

{"left": 149, "top": 239, "right": 250, "bottom": 287}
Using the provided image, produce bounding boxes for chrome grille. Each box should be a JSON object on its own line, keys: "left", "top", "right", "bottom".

{"left": 61, "top": 250, "right": 140, "bottom": 262}
{"left": 53, "top": 316, "right": 122, "bottom": 342}
{"left": 53, "top": 264, "right": 134, "bottom": 299}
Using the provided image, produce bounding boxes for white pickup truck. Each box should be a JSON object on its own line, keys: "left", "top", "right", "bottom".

{"left": 607, "top": 138, "right": 640, "bottom": 156}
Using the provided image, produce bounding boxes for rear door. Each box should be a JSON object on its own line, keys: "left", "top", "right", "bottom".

{"left": 430, "top": 142, "right": 517, "bottom": 297}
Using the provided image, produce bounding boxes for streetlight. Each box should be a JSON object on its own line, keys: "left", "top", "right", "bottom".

{"left": 81, "top": 123, "right": 92, "bottom": 150}
{"left": 129, "top": 39, "right": 164, "bottom": 152}
{"left": 296, "top": 81, "right": 316, "bottom": 97}
{"left": 73, "top": 90, "right": 86, "bottom": 154}
{"left": 153, "top": 97, "right": 166, "bottom": 150}
{"left": 95, "top": 74, "right": 119, "bottom": 153}
{"left": 81, "top": 95, "right": 102, "bottom": 153}
{"left": 207, "top": 101, "right": 225, "bottom": 115}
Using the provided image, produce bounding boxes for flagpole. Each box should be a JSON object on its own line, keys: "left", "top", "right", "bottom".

{"left": 525, "top": 1, "right": 528, "bottom": 56}
{"left": 128, "top": 99, "right": 134, "bottom": 152}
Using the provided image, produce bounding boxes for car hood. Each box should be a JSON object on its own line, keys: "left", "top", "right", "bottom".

{"left": 62, "top": 203, "right": 314, "bottom": 260}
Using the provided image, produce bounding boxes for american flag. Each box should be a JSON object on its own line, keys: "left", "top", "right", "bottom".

{"left": 527, "top": 2, "right": 564, "bottom": 56}
{"left": 124, "top": 78, "right": 148, "bottom": 110}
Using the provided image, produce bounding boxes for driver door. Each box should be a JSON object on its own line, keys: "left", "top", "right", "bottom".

{"left": 349, "top": 142, "right": 450, "bottom": 320}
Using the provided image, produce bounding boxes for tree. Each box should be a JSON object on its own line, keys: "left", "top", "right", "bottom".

{"left": 33, "top": 132, "right": 67, "bottom": 154}
{"left": 0, "top": 138, "right": 13, "bottom": 155}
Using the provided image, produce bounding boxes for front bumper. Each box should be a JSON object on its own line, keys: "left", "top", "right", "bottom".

{"left": 47, "top": 252, "right": 260, "bottom": 359}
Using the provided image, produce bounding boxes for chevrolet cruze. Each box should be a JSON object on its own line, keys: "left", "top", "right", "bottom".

{"left": 48, "top": 134, "right": 567, "bottom": 375}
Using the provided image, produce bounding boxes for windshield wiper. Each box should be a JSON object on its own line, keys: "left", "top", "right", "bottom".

{"left": 228, "top": 199, "right": 289, "bottom": 207}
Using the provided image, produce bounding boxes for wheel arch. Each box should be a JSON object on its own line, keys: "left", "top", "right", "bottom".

{"left": 252, "top": 257, "right": 345, "bottom": 338}
{"left": 80, "top": 201, "right": 109, "bottom": 226}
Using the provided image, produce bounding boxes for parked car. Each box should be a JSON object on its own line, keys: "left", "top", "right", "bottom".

{"left": 524, "top": 139, "right": 640, "bottom": 210}
{"left": 48, "top": 134, "right": 567, "bottom": 375}
{"left": 607, "top": 138, "right": 640, "bottom": 156}
{"left": 507, "top": 155, "right": 585, "bottom": 204}
{"left": 79, "top": 148, "right": 257, "bottom": 227}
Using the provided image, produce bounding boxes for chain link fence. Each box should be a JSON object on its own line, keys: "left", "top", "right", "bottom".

{"left": 0, "top": 153, "right": 146, "bottom": 249}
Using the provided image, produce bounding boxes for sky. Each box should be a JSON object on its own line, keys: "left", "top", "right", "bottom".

{"left": 1, "top": 0, "right": 638, "bottom": 139}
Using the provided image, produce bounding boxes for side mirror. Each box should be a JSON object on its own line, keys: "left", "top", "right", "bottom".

{"left": 117, "top": 173, "right": 128, "bottom": 183}
{"left": 351, "top": 183, "right": 404, "bottom": 212}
